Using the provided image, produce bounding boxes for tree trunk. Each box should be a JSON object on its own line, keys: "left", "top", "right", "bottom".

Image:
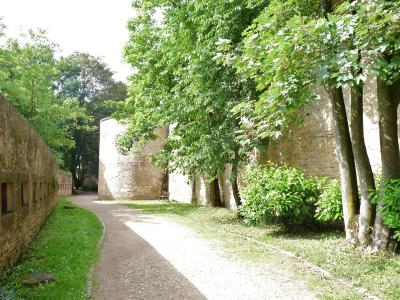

{"left": 328, "top": 86, "right": 360, "bottom": 243}
{"left": 231, "top": 150, "right": 242, "bottom": 208}
{"left": 211, "top": 178, "right": 223, "bottom": 207}
{"left": 320, "top": 0, "right": 333, "bottom": 16}
{"left": 232, "top": 175, "right": 241, "bottom": 208}
{"left": 373, "top": 78, "right": 400, "bottom": 250}
{"left": 191, "top": 176, "right": 197, "bottom": 204}
{"left": 321, "top": 0, "right": 359, "bottom": 243}
{"left": 350, "top": 84, "right": 376, "bottom": 245}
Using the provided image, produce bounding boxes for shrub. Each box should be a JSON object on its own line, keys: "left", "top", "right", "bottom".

{"left": 371, "top": 179, "right": 400, "bottom": 241}
{"left": 315, "top": 179, "right": 343, "bottom": 223}
{"left": 239, "top": 163, "right": 319, "bottom": 227}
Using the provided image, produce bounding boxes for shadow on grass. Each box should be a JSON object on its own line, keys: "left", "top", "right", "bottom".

{"left": 266, "top": 225, "right": 345, "bottom": 241}
{"left": 124, "top": 200, "right": 344, "bottom": 241}
{"left": 123, "top": 201, "right": 201, "bottom": 217}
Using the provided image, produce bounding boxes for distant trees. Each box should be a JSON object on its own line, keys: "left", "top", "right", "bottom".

{"left": 0, "top": 24, "right": 127, "bottom": 189}
{"left": 56, "top": 52, "right": 127, "bottom": 189}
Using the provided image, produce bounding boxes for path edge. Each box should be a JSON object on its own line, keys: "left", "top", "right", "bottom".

{"left": 68, "top": 196, "right": 107, "bottom": 300}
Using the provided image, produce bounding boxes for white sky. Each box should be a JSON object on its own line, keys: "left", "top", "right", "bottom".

{"left": 0, "top": 0, "right": 135, "bottom": 82}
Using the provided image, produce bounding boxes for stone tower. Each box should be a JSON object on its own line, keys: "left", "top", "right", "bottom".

{"left": 98, "top": 118, "right": 167, "bottom": 200}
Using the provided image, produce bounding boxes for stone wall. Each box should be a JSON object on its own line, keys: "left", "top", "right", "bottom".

{"left": 57, "top": 170, "right": 73, "bottom": 196}
{"left": 0, "top": 95, "right": 59, "bottom": 274}
{"left": 266, "top": 88, "right": 339, "bottom": 178}
{"left": 168, "top": 172, "right": 194, "bottom": 203}
{"left": 98, "top": 118, "right": 168, "bottom": 200}
{"left": 168, "top": 175, "right": 210, "bottom": 205}
{"left": 168, "top": 171, "right": 240, "bottom": 210}
{"left": 266, "top": 76, "right": 397, "bottom": 178}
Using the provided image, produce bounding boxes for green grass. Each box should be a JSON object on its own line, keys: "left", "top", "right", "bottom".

{"left": 121, "top": 200, "right": 400, "bottom": 300}
{"left": 0, "top": 198, "right": 103, "bottom": 300}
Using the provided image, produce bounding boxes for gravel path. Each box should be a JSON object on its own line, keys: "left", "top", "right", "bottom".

{"left": 70, "top": 194, "right": 317, "bottom": 300}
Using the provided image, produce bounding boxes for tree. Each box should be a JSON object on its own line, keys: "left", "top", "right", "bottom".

{"left": 56, "top": 52, "right": 127, "bottom": 189}
{"left": 118, "top": 0, "right": 264, "bottom": 207}
{"left": 353, "top": 0, "right": 400, "bottom": 250}
{"left": 0, "top": 28, "right": 88, "bottom": 168}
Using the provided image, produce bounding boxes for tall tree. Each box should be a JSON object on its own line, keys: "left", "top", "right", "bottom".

{"left": 321, "top": 0, "right": 360, "bottom": 243}
{"left": 0, "top": 28, "right": 89, "bottom": 168}
{"left": 118, "top": 0, "right": 264, "bottom": 207}
{"left": 357, "top": 0, "right": 400, "bottom": 249}
{"left": 56, "top": 53, "right": 127, "bottom": 189}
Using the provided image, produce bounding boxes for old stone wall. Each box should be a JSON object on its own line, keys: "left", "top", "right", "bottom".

{"left": 98, "top": 118, "right": 167, "bottom": 200}
{"left": 168, "top": 175, "right": 211, "bottom": 205}
{"left": 168, "top": 171, "right": 240, "bottom": 210}
{"left": 57, "top": 170, "right": 72, "bottom": 196}
{"left": 169, "top": 172, "right": 194, "bottom": 203}
{"left": 266, "top": 76, "right": 398, "bottom": 178}
{"left": 0, "top": 95, "right": 59, "bottom": 274}
{"left": 266, "top": 88, "right": 339, "bottom": 178}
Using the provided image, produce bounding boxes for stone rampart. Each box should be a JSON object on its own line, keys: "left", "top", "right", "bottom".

{"left": 98, "top": 118, "right": 167, "bottom": 200}
{"left": 266, "top": 76, "right": 399, "bottom": 178}
{"left": 168, "top": 171, "right": 241, "bottom": 210}
{"left": 0, "top": 95, "right": 59, "bottom": 273}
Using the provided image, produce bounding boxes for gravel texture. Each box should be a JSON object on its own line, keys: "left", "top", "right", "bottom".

{"left": 70, "top": 194, "right": 317, "bottom": 300}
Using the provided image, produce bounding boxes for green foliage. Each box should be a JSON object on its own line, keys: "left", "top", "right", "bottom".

{"left": 0, "top": 28, "right": 90, "bottom": 169}
{"left": 55, "top": 52, "right": 127, "bottom": 186}
{"left": 240, "top": 163, "right": 319, "bottom": 227}
{"left": 0, "top": 21, "right": 126, "bottom": 182}
{"left": 315, "top": 179, "right": 343, "bottom": 223}
{"left": 55, "top": 53, "right": 115, "bottom": 105}
{"left": 117, "top": 0, "right": 262, "bottom": 178}
{"left": 217, "top": 0, "right": 322, "bottom": 144}
{"left": 217, "top": 0, "right": 400, "bottom": 147}
{"left": 372, "top": 179, "right": 400, "bottom": 241}
{"left": 240, "top": 163, "right": 344, "bottom": 227}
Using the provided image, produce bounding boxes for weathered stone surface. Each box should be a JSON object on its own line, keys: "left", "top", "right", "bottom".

{"left": 22, "top": 272, "right": 55, "bottom": 286}
{"left": 168, "top": 174, "right": 230, "bottom": 208}
{"left": 168, "top": 173, "right": 193, "bottom": 204}
{"left": 0, "top": 95, "right": 59, "bottom": 274}
{"left": 265, "top": 76, "right": 400, "bottom": 178}
{"left": 98, "top": 118, "right": 168, "bottom": 200}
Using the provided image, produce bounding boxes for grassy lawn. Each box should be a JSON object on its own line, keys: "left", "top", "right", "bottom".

{"left": 120, "top": 200, "right": 400, "bottom": 300}
{"left": 0, "top": 198, "right": 103, "bottom": 300}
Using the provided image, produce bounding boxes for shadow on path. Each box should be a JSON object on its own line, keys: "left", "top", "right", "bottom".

{"left": 70, "top": 194, "right": 205, "bottom": 300}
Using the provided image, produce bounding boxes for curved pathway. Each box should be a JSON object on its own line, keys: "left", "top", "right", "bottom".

{"left": 70, "top": 194, "right": 316, "bottom": 300}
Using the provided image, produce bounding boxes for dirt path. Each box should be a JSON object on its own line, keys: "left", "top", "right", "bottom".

{"left": 70, "top": 194, "right": 317, "bottom": 300}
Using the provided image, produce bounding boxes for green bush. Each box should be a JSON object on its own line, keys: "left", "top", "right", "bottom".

{"left": 315, "top": 179, "right": 343, "bottom": 223}
{"left": 372, "top": 179, "right": 400, "bottom": 241}
{"left": 239, "top": 163, "right": 319, "bottom": 227}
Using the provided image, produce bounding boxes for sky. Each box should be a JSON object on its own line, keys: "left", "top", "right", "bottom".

{"left": 0, "top": 0, "right": 135, "bottom": 82}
